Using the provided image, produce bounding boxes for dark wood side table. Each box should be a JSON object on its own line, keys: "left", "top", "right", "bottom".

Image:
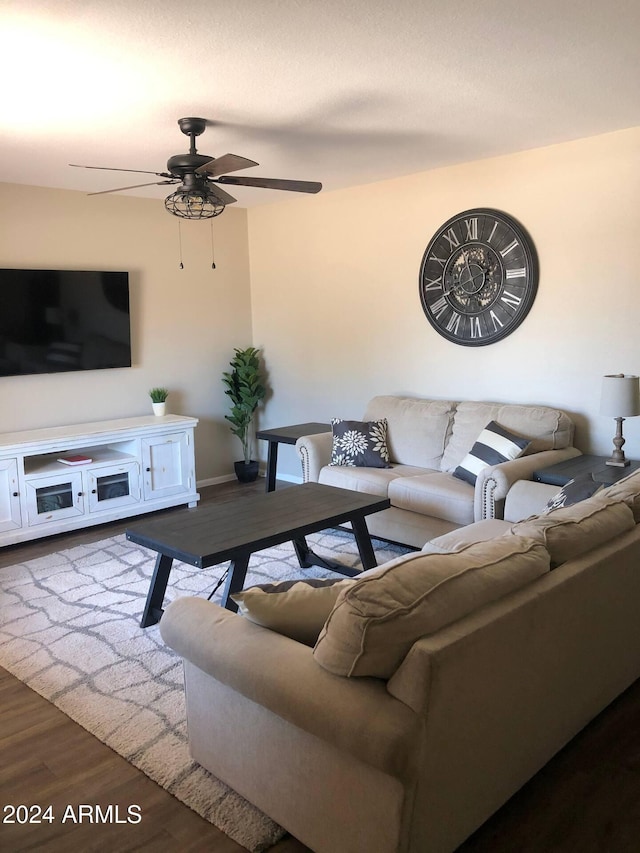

{"left": 256, "top": 422, "right": 331, "bottom": 492}
{"left": 532, "top": 453, "right": 640, "bottom": 488}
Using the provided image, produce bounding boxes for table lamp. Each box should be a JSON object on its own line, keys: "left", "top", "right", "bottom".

{"left": 600, "top": 373, "right": 640, "bottom": 466}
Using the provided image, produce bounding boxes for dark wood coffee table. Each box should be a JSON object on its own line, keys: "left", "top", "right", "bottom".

{"left": 126, "top": 482, "right": 390, "bottom": 628}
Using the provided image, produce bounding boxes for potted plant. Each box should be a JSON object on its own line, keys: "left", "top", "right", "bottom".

{"left": 222, "top": 347, "right": 267, "bottom": 482}
{"left": 149, "top": 387, "right": 169, "bottom": 416}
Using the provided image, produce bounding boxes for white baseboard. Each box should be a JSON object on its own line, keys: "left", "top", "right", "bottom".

{"left": 196, "top": 473, "right": 241, "bottom": 488}
{"left": 275, "top": 473, "right": 303, "bottom": 484}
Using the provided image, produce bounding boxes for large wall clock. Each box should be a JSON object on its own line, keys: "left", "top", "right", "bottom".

{"left": 418, "top": 208, "right": 538, "bottom": 346}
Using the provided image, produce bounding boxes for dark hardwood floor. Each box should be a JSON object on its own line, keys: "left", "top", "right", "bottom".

{"left": 1, "top": 478, "right": 639, "bottom": 852}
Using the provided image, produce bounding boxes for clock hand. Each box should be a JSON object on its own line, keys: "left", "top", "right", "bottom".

{"left": 443, "top": 282, "right": 463, "bottom": 297}
{"left": 462, "top": 253, "right": 486, "bottom": 293}
{"left": 471, "top": 269, "right": 486, "bottom": 287}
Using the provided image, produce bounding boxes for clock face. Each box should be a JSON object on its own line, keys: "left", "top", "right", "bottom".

{"left": 419, "top": 208, "right": 538, "bottom": 346}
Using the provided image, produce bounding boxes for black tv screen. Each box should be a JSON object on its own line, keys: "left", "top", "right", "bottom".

{"left": 0, "top": 269, "right": 131, "bottom": 377}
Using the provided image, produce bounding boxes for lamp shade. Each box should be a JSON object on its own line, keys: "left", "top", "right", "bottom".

{"left": 600, "top": 374, "right": 640, "bottom": 417}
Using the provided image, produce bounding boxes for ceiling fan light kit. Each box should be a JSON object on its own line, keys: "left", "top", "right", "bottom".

{"left": 164, "top": 178, "right": 226, "bottom": 220}
{"left": 71, "top": 116, "right": 322, "bottom": 221}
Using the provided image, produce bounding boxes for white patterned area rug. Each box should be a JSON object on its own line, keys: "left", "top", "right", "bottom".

{"left": 0, "top": 528, "right": 409, "bottom": 852}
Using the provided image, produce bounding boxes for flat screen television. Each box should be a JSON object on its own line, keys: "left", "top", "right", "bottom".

{"left": 0, "top": 269, "right": 131, "bottom": 377}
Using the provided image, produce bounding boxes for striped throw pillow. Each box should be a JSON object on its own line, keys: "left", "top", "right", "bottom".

{"left": 453, "top": 420, "right": 530, "bottom": 486}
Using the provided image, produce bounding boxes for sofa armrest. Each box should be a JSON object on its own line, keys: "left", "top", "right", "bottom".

{"left": 160, "top": 596, "right": 417, "bottom": 776}
{"left": 503, "top": 480, "right": 561, "bottom": 522}
{"left": 295, "top": 431, "right": 333, "bottom": 482}
{"left": 474, "top": 447, "right": 582, "bottom": 521}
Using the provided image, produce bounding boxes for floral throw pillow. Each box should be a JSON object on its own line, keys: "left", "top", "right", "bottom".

{"left": 329, "top": 418, "right": 391, "bottom": 468}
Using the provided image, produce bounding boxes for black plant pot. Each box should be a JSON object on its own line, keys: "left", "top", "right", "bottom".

{"left": 234, "top": 460, "right": 260, "bottom": 483}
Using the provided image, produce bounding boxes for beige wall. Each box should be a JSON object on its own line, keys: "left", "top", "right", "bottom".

{"left": 0, "top": 183, "right": 253, "bottom": 483}
{"left": 248, "top": 126, "right": 640, "bottom": 480}
{"left": 3, "top": 126, "right": 639, "bottom": 486}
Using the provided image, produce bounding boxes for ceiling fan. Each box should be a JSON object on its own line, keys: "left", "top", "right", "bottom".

{"left": 70, "top": 117, "right": 322, "bottom": 220}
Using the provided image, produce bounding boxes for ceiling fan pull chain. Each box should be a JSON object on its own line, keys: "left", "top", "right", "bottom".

{"left": 178, "top": 220, "right": 184, "bottom": 269}
{"left": 210, "top": 220, "right": 216, "bottom": 269}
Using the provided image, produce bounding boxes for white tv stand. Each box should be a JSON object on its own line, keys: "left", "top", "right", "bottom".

{"left": 0, "top": 415, "right": 200, "bottom": 547}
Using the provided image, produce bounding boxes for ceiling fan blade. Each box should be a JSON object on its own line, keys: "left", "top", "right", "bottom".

{"left": 205, "top": 184, "right": 238, "bottom": 205}
{"left": 88, "top": 180, "right": 178, "bottom": 196}
{"left": 195, "top": 153, "right": 258, "bottom": 178}
{"left": 70, "top": 164, "right": 173, "bottom": 178}
{"left": 215, "top": 175, "right": 322, "bottom": 194}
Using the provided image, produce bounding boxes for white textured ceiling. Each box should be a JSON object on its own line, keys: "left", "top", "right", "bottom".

{"left": 1, "top": 0, "right": 639, "bottom": 208}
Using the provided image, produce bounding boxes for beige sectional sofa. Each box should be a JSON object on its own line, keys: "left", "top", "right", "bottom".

{"left": 161, "top": 470, "right": 640, "bottom": 853}
{"left": 296, "top": 395, "right": 579, "bottom": 547}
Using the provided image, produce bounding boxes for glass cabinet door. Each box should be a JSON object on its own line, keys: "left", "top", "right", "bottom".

{"left": 25, "top": 471, "right": 85, "bottom": 525}
{"left": 87, "top": 463, "right": 140, "bottom": 512}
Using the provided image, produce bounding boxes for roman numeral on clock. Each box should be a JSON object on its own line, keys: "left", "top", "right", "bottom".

{"left": 446, "top": 312, "right": 461, "bottom": 335}
{"left": 464, "top": 218, "right": 478, "bottom": 241}
{"left": 424, "top": 275, "right": 443, "bottom": 291}
{"left": 490, "top": 310, "right": 504, "bottom": 330}
{"left": 430, "top": 295, "right": 448, "bottom": 319}
{"left": 501, "top": 290, "right": 522, "bottom": 310}
{"left": 442, "top": 228, "right": 460, "bottom": 250}
{"left": 500, "top": 240, "right": 519, "bottom": 258}
{"left": 505, "top": 267, "right": 526, "bottom": 279}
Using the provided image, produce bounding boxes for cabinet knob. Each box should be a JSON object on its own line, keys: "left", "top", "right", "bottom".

{"left": 77, "top": 492, "right": 83, "bottom": 497}
{"left": 146, "top": 467, "right": 151, "bottom": 472}
{"left": 91, "top": 489, "right": 97, "bottom": 494}
{"left": 12, "top": 492, "right": 19, "bottom": 497}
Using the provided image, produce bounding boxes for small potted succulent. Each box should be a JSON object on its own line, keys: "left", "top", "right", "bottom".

{"left": 149, "top": 387, "right": 169, "bottom": 416}
{"left": 222, "top": 347, "right": 267, "bottom": 482}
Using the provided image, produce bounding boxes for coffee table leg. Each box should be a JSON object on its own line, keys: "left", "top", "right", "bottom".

{"left": 140, "top": 553, "right": 173, "bottom": 628}
{"left": 351, "top": 517, "right": 377, "bottom": 571}
{"left": 220, "top": 554, "right": 251, "bottom": 612}
{"left": 292, "top": 537, "right": 361, "bottom": 577}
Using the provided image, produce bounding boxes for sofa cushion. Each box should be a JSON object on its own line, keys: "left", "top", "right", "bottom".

{"left": 388, "top": 471, "right": 475, "bottom": 525}
{"left": 453, "top": 421, "right": 530, "bottom": 486}
{"left": 364, "top": 395, "right": 456, "bottom": 468}
{"left": 510, "top": 497, "right": 635, "bottom": 567}
{"left": 542, "top": 475, "right": 604, "bottom": 514}
{"left": 232, "top": 577, "right": 354, "bottom": 646}
{"left": 422, "top": 518, "right": 513, "bottom": 553}
{"left": 440, "top": 402, "right": 573, "bottom": 473}
{"left": 329, "top": 418, "right": 391, "bottom": 468}
{"left": 319, "top": 463, "right": 431, "bottom": 497}
{"left": 313, "top": 537, "right": 550, "bottom": 678}
{"left": 600, "top": 469, "right": 640, "bottom": 523}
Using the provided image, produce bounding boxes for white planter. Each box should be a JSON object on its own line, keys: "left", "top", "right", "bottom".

{"left": 152, "top": 402, "right": 166, "bottom": 416}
